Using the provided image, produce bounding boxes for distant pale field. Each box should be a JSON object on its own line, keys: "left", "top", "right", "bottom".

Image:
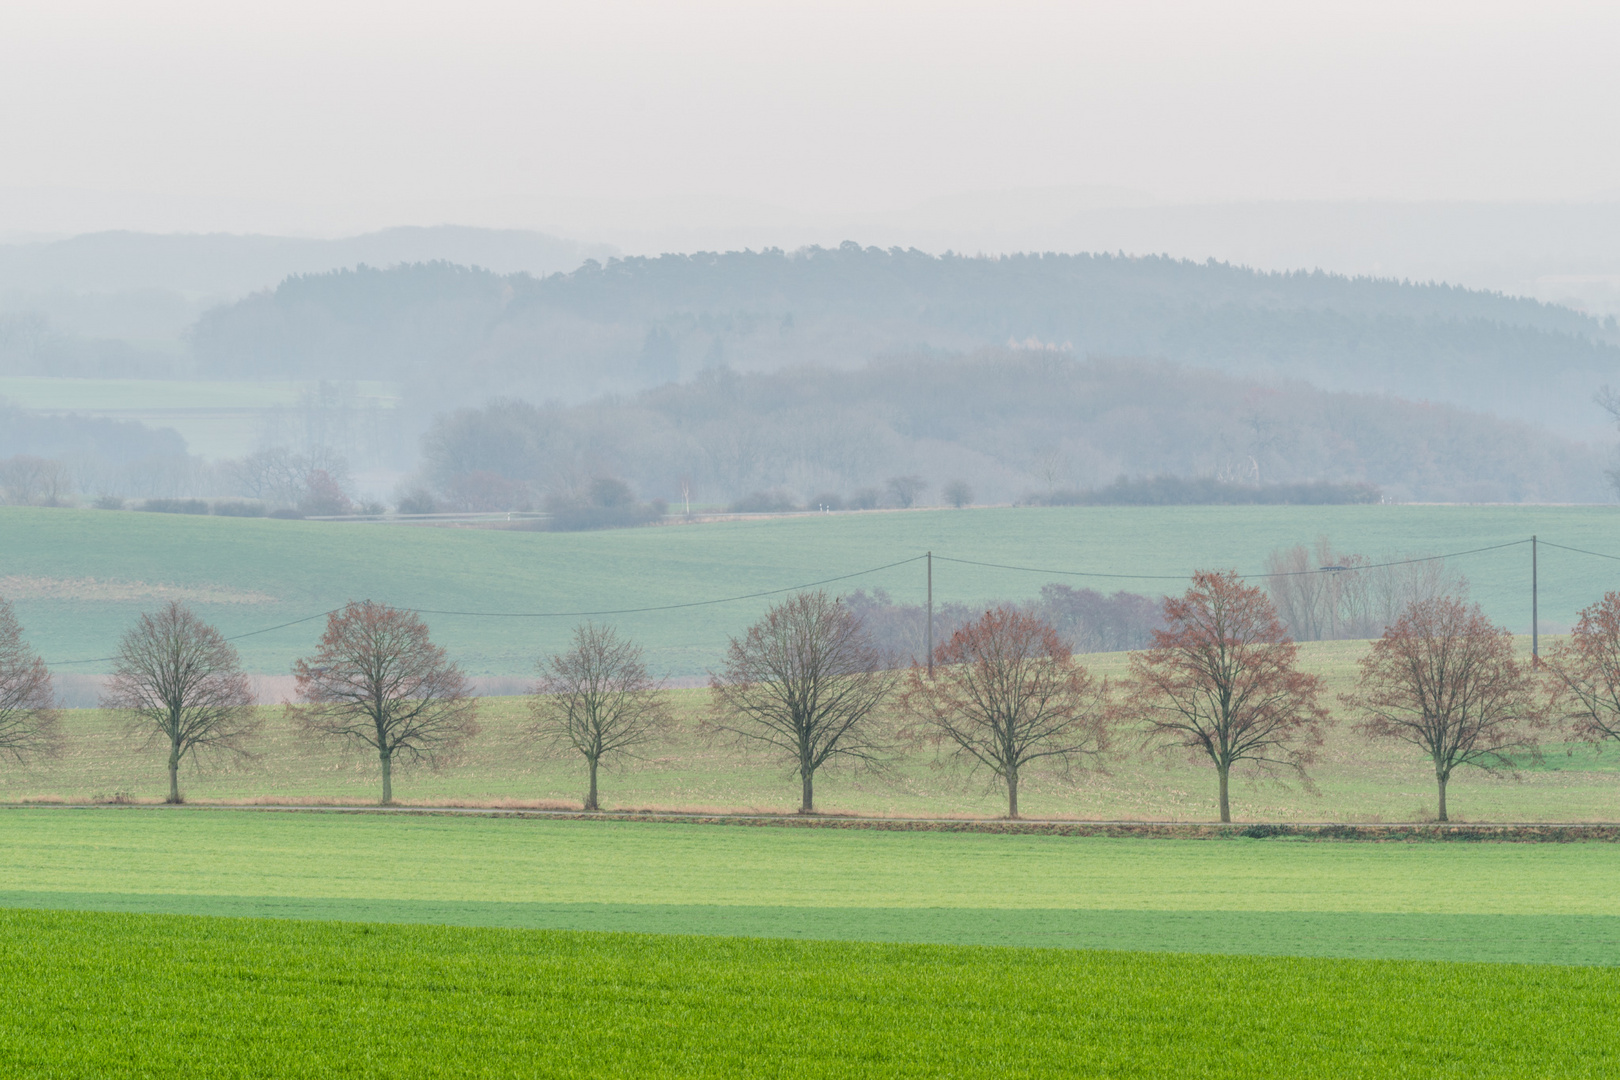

{"left": 0, "top": 376, "right": 400, "bottom": 458}
{"left": 3, "top": 503, "right": 1617, "bottom": 680}
{"left": 5, "top": 639, "right": 1617, "bottom": 822}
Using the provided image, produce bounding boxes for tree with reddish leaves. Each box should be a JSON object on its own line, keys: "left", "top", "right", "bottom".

{"left": 1125, "top": 570, "right": 1326, "bottom": 823}
{"left": 1347, "top": 595, "right": 1544, "bottom": 822}
{"left": 0, "top": 597, "right": 60, "bottom": 763}
{"left": 102, "top": 602, "right": 257, "bottom": 803}
{"left": 709, "top": 591, "right": 896, "bottom": 814}
{"left": 294, "top": 601, "right": 478, "bottom": 805}
{"left": 902, "top": 607, "right": 1108, "bottom": 818}
{"left": 1546, "top": 592, "right": 1620, "bottom": 747}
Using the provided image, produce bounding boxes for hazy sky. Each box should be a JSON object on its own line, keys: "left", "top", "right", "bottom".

{"left": 3, "top": 1, "right": 1618, "bottom": 237}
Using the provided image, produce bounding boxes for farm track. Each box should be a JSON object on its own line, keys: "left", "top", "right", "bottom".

{"left": 10, "top": 801, "right": 1620, "bottom": 840}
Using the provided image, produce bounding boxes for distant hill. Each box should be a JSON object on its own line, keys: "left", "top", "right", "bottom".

{"left": 416, "top": 351, "right": 1609, "bottom": 506}
{"left": 0, "top": 227, "right": 615, "bottom": 362}
{"left": 186, "top": 246, "right": 1620, "bottom": 432}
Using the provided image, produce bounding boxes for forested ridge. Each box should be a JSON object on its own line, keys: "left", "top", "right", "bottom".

{"left": 188, "top": 246, "right": 1620, "bottom": 430}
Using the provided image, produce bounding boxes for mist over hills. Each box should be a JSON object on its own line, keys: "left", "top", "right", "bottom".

{"left": 184, "top": 245, "right": 1620, "bottom": 434}
{"left": 418, "top": 352, "right": 1608, "bottom": 507}
{"left": 0, "top": 226, "right": 614, "bottom": 350}
{"left": 1, "top": 232, "right": 1617, "bottom": 506}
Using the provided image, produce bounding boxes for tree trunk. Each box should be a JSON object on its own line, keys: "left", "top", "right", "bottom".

{"left": 800, "top": 769, "right": 814, "bottom": 814}
{"left": 1436, "top": 772, "right": 1448, "bottom": 823}
{"left": 585, "top": 756, "right": 599, "bottom": 812}
{"left": 1217, "top": 764, "right": 1231, "bottom": 823}
{"left": 1007, "top": 769, "right": 1019, "bottom": 819}
{"left": 167, "top": 737, "right": 181, "bottom": 804}
{"left": 380, "top": 750, "right": 393, "bottom": 806}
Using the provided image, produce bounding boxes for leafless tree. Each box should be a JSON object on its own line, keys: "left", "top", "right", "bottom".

{"left": 0, "top": 455, "right": 73, "bottom": 506}
{"left": 293, "top": 600, "right": 478, "bottom": 804}
{"left": 0, "top": 597, "right": 60, "bottom": 762}
{"left": 943, "top": 480, "right": 974, "bottom": 508}
{"left": 709, "top": 590, "right": 898, "bottom": 813}
{"left": 528, "top": 623, "right": 669, "bottom": 810}
{"left": 1125, "top": 570, "right": 1327, "bottom": 823}
{"left": 102, "top": 602, "right": 258, "bottom": 803}
{"left": 902, "top": 607, "right": 1109, "bottom": 818}
{"left": 884, "top": 475, "right": 927, "bottom": 508}
{"left": 1547, "top": 591, "right": 1620, "bottom": 744}
{"left": 1346, "top": 595, "right": 1545, "bottom": 822}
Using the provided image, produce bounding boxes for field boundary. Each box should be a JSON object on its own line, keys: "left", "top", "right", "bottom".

{"left": 9, "top": 803, "right": 1620, "bottom": 841}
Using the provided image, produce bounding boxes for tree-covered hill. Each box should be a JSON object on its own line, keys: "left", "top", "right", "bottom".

{"left": 187, "top": 246, "right": 1620, "bottom": 433}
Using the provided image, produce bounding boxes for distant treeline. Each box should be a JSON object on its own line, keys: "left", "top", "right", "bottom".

{"left": 844, "top": 585, "right": 1165, "bottom": 661}
{"left": 409, "top": 352, "right": 1605, "bottom": 508}
{"left": 178, "top": 246, "right": 1620, "bottom": 432}
{"left": 1036, "top": 477, "right": 1382, "bottom": 506}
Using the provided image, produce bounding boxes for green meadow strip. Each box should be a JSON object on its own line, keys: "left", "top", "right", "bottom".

{"left": 4, "top": 891, "right": 1620, "bottom": 965}
{"left": 2, "top": 909, "right": 1618, "bottom": 1079}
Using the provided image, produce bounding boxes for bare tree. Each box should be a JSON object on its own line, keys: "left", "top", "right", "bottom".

{"left": 943, "top": 480, "right": 974, "bottom": 508}
{"left": 528, "top": 623, "right": 669, "bottom": 810}
{"left": 884, "top": 475, "right": 926, "bottom": 509}
{"left": 903, "top": 607, "right": 1109, "bottom": 818}
{"left": 0, "top": 455, "right": 73, "bottom": 506}
{"left": 1346, "top": 595, "right": 1544, "bottom": 822}
{"left": 709, "top": 590, "right": 897, "bottom": 813}
{"left": 1547, "top": 591, "right": 1620, "bottom": 743}
{"left": 294, "top": 600, "right": 478, "bottom": 805}
{"left": 102, "top": 602, "right": 258, "bottom": 803}
{"left": 0, "top": 597, "right": 60, "bottom": 762}
{"left": 1125, "top": 570, "right": 1326, "bottom": 823}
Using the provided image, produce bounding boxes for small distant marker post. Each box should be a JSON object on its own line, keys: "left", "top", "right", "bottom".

{"left": 926, "top": 551, "right": 934, "bottom": 678}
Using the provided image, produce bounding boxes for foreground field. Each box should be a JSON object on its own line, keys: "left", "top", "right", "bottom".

{"left": 4, "top": 502, "right": 1614, "bottom": 678}
{"left": 6, "top": 809, "right": 1620, "bottom": 964}
{"left": 7, "top": 639, "right": 1619, "bottom": 821}
{"left": 4, "top": 908, "right": 1617, "bottom": 1078}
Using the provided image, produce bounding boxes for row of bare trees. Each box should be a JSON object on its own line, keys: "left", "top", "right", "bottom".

{"left": 8, "top": 576, "right": 1620, "bottom": 822}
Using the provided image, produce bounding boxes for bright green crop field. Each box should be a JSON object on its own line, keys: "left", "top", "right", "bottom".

{"left": 5, "top": 810, "right": 1620, "bottom": 1076}
{"left": 4, "top": 502, "right": 1618, "bottom": 677}
{"left": 5, "top": 909, "right": 1620, "bottom": 1078}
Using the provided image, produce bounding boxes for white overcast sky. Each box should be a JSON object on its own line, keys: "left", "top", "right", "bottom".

{"left": 2, "top": 0, "right": 1618, "bottom": 237}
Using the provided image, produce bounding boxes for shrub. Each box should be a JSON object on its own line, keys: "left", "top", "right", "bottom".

{"left": 139, "top": 498, "right": 209, "bottom": 515}
{"left": 847, "top": 487, "right": 882, "bottom": 510}
{"left": 211, "top": 501, "right": 267, "bottom": 517}
{"left": 92, "top": 495, "right": 124, "bottom": 510}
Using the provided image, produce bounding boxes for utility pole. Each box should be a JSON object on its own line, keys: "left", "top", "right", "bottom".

{"left": 1532, "top": 534, "right": 1539, "bottom": 666}
{"left": 926, "top": 551, "right": 934, "bottom": 678}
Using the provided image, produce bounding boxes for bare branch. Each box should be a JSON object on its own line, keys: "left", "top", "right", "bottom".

{"left": 1345, "top": 594, "right": 1546, "bottom": 822}
{"left": 0, "top": 597, "right": 60, "bottom": 762}
{"left": 101, "top": 601, "right": 257, "bottom": 803}
{"left": 708, "top": 590, "right": 898, "bottom": 813}
{"left": 292, "top": 600, "right": 478, "bottom": 805}
{"left": 525, "top": 622, "right": 669, "bottom": 810}
{"left": 1123, "top": 570, "right": 1326, "bottom": 823}
{"left": 901, "top": 607, "right": 1109, "bottom": 818}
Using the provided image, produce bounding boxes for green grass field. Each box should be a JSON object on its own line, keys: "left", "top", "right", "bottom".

{"left": 5, "top": 909, "right": 1619, "bottom": 1078}
{"left": 7, "top": 639, "right": 1619, "bottom": 821}
{"left": 6, "top": 809, "right": 1620, "bottom": 964}
{"left": 6, "top": 809, "right": 1620, "bottom": 1075}
{"left": 4, "top": 502, "right": 1617, "bottom": 678}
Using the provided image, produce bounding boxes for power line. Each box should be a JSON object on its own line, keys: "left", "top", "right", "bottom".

{"left": 43, "top": 535, "right": 1613, "bottom": 669}
{"left": 935, "top": 539, "right": 1532, "bottom": 582}
{"left": 44, "top": 556, "right": 927, "bottom": 666}
{"left": 411, "top": 555, "right": 928, "bottom": 617}
{"left": 1538, "top": 540, "right": 1620, "bottom": 564}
